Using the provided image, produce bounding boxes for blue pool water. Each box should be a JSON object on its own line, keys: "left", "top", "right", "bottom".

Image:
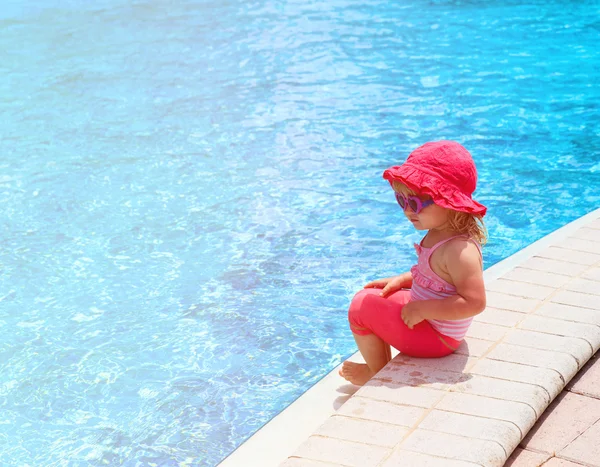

{"left": 2, "top": 0, "right": 599, "bottom": 465}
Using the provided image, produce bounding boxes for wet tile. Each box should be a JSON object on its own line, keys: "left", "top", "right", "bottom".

{"left": 374, "top": 363, "right": 465, "bottom": 390}
{"left": 391, "top": 353, "right": 475, "bottom": 373}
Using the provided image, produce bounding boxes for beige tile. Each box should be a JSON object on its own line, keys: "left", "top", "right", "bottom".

{"left": 450, "top": 374, "right": 551, "bottom": 414}
{"left": 399, "top": 429, "right": 507, "bottom": 466}
{"left": 418, "top": 409, "right": 521, "bottom": 454}
{"left": 504, "top": 328, "right": 593, "bottom": 367}
{"left": 518, "top": 315, "right": 600, "bottom": 352}
{"left": 560, "top": 421, "right": 600, "bottom": 465}
{"left": 555, "top": 237, "right": 600, "bottom": 255}
{"left": 336, "top": 396, "right": 425, "bottom": 427}
{"left": 357, "top": 380, "right": 444, "bottom": 408}
{"left": 503, "top": 267, "right": 571, "bottom": 288}
{"left": 551, "top": 290, "right": 600, "bottom": 311}
{"left": 521, "top": 392, "right": 600, "bottom": 455}
{"left": 476, "top": 307, "right": 527, "bottom": 328}
{"left": 455, "top": 337, "right": 496, "bottom": 358}
{"left": 567, "top": 353, "right": 600, "bottom": 399}
{"left": 537, "top": 246, "right": 600, "bottom": 266}
{"left": 571, "top": 227, "right": 600, "bottom": 242}
{"left": 470, "top": 358, "right": 562, "bottom": 400}
{"left": 487, "top": 343, "right": 578, "bottom": 382}
{"left": 582, "top": 267, "right": 600, "bottom": 282}
{"left": 391, "top": 353, "right": 476, "bottom": 373}
{"left": 374, "top": 363, "right": 466, "bottom": 390}
{"left": 504, "top": 448, "right": 551, "bottom": 467}
{"left": 485, "top": 278, "right": 556, "bottom": 300}
{"left": 565, "top": 277, "right": 600, "bottom": 296}
{"left": 520, "top": 257, "right": 588, "bottom": 276}
{"left": 485, "top": 291, "right": 541, "bottom": 312}
{"left": 537, "top": 301, "right": 600, "bottom": 327}
{"left": 466, "top": 321, "right": 508, "bottom": 341}
{"left": 315, "top": 415, "right": 408, "bottom": 448}
{"left": 381, "top": 450, "right": 482, "bottom": 467}
{"left": 292, "top": 436, "right": 390, "bottom": 467}
{"left": 435, "top": 392, "right": 537, "bottom": 435}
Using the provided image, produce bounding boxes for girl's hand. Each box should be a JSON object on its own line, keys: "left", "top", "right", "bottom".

{"left": 364, "top": 275, "right": 409, "bottom": 298}
{"left": 401, "top": 301, "right": 425, "bottom": 329}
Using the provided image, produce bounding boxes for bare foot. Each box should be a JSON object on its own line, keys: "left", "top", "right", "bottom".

{"left": 338, "top": 361, "right": 375, "bottom": 386}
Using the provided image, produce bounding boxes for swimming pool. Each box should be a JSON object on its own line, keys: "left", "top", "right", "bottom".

{"left": 1, "top": 0, "right": 599, "bottom": 465}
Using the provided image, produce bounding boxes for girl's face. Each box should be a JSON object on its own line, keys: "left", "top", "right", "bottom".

{"left": 395, "top": 191, "right": 450, "bottom": 231}
{"left": 403, "top": 199, "right": 450, "bottom": 231}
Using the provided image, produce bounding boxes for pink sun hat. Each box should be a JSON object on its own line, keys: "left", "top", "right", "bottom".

{"left": 382, "top": 140, "right": 487, "bottom": 217}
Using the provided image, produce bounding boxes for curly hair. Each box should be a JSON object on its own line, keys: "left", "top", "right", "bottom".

{"left": 391, "top": 180, "right": 487, "bottom": 246}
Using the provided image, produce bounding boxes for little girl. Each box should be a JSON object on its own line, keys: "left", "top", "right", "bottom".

{"left": 339, "top": 140, "right": 488, "bottom": 386}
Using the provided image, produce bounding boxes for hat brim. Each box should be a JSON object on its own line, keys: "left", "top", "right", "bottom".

{"left": 383, "top": 165, "right": 487, "bottom": 217}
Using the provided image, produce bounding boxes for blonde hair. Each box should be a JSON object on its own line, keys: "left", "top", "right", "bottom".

{"left": 391, "top": 181, "right": 487, "bottom": 246}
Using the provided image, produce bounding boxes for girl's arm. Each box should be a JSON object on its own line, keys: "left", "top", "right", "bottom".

{"left": 364, "top": 272, "right": 413, "bottom": 298}
{"left": 402, "top": 241, "right": 485, "bottom": 325}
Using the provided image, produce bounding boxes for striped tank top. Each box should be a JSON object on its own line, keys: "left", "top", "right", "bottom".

{"left": 410, "top": 235, "right": 482, "bottom": 340}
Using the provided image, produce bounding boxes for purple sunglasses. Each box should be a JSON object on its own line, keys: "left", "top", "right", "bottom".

{"left": 394, "top": 192, "right": 434, "bottom": 214}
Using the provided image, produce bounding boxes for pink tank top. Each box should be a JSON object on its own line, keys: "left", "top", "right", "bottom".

{"left": 410, "top": 235, "right": 482, "bottom": 340}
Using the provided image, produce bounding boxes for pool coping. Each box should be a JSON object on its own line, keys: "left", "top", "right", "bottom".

{"left": 219, "top": 207, "right": 600, "bottom": 467}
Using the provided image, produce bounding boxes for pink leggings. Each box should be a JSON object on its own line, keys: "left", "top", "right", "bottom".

{"left": 348, "top": 288, "right": 460, "bottom": 358}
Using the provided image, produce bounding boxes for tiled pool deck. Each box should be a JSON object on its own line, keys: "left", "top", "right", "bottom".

{"left": 220, "top": 208, "right": 600, "bottom": 467}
